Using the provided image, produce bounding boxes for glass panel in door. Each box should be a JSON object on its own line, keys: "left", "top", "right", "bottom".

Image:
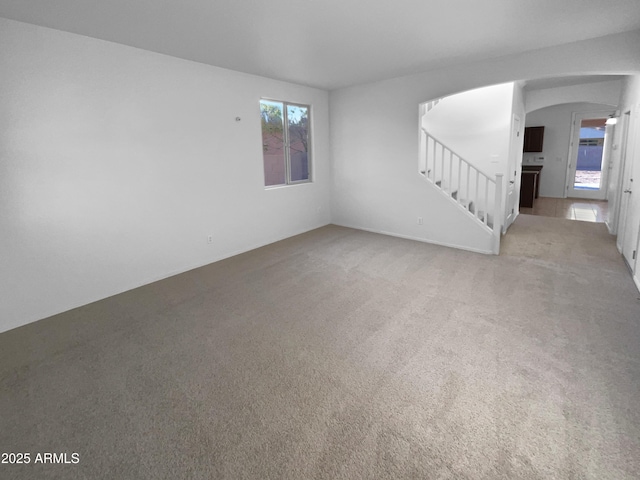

{"left": 573, "top": 118, "right": 606, "bottom": 191}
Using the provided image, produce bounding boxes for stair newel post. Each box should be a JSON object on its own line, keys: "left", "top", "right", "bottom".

{"left": 493, "top": 173, "right": 504, "bottom": 254}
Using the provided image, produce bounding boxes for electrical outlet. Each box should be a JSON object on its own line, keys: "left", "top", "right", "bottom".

{"left": 207, "top": 235, "right": 213, "bottom": 244}
{"left": 417, "top": 217, "right": 423, "bottom": 225}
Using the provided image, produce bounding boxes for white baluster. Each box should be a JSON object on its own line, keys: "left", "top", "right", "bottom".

{"left": 484, "top": 177, "right": 489, "bottom": 226}
{"left": 466, "top": 162, "right": 470, "bottom": 207}
{"left": 449, "top": 151, "right": 453, "bottom": 197}
{"left": 457, "top": 155, "right": 462, "bottom": 205}
{"left": 432, "top": 136, "right": 437, "bottom": 183}
{"left": 474, "top": 169, "right": 480, "bottom": 220}
{"left": 440, "top": 144, "right": 445, "bottom": 189}
{"left": 494, "top": 174, "right": 504, "bottom": 253}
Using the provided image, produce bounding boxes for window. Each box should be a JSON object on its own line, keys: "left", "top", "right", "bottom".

{"left": 260, "top": 100, "right": 311, "bottom": 186}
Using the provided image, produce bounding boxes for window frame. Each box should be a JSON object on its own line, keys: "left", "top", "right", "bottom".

{"left": 260, "top": 98, "right": 312, "bottom": 188}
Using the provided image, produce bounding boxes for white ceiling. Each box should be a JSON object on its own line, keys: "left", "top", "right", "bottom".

{"left": 1, "top": 0, "right": 639, "bottom": 90}
{"left": 522, "top": 75, "right": 627, "bottom": 91}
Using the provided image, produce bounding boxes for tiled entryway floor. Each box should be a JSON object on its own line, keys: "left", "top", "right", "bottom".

{"left": 520, "top": 197, "right": 608, "bottom": 223}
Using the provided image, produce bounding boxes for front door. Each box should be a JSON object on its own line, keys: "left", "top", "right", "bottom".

{"left": 567, "top": 112, "right": 613, "bottom": 200}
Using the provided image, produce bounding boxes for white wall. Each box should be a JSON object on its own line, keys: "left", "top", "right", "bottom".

{"left": 0, "top": 18, "right": 331, "bottom": 333}
{"left": 422, "top": 83, "right": 514, "bottom": 179}
{"left": 420, "top": 82, "right": 524, "bottom": 231}
{"left": 609, "top": 76, "right": 640, "bottom": 238}
{"left": 524, "top": 102, "right": 615, "bottom": 198}
{"left": 509, "top": 83, "right": 526, "bottom": 223}
{"left": 610, "top": 75, "right": 640, "bottom": 289}
{"left": 3, "top": 22, "right": 640, "bottom": 331}
{"left": 525, "top": 79, "right": 622, "bottom": 113}
{"left": 330, "top": 30, "right": 640, "bottom": 253}
{"left": 330, "top": 82, "right": 496, "bottom": 255}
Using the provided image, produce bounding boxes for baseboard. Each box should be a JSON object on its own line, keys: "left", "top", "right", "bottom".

{"left": 331, "top": 222, "right": 494, "bottom": 255}
{"left": 98, "top": 221, "right": 336, "bottom": 297}
{"left": 503, "top": 212, "right": 519, "bottom": 234}
{"left": 634, "top": 273, "right": 640, "bottom": 295}
{"left": 2, "top": 222, "right": 333, "bottom": 334}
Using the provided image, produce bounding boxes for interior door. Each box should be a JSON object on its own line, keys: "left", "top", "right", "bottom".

{"left": 567, "top": 111, "right": 613, "bottom": 200}
{"left": 617, "top": 109, "right": 639, "bottom": 273}
{"left": 614, "top": 111, "right": 632, "bottom": 240}
{"left": 620, "top": 175, "right": 638, "bottom": 272}
{"left": 504, "top": 114, "right": 522, "bottom": 232}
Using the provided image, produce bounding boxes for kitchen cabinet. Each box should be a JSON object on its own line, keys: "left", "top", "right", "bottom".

{"left": 522, "top": 165, "right": 543, "bottom": 198}
{"left": 524, "top": 126, "right": 544, "bottom": 152}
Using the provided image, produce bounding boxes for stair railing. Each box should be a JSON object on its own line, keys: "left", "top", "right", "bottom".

{"left": 425, "top": 99, "right": 441, "bottom": 112}
{"left": 420, "top": 128, "right": 503, "bottom": 253}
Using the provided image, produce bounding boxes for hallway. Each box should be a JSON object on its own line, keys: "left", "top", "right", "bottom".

{"left": 519, "top": 197, "right": 608, "bottom": 223}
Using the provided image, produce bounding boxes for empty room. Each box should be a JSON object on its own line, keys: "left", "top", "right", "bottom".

{"left": 2, "top": 1, "right": 640, "bottom": 479}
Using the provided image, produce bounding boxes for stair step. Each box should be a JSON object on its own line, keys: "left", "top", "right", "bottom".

{"left": 477, "top": 210, "right": 494, "bottom": 229}
{"left": 429, "top": 181, "right": 493, "bottom": 230}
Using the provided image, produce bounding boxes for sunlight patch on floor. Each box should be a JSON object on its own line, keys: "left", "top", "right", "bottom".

{"left": 519, "top": 197, "right": 608, "bottom": 223}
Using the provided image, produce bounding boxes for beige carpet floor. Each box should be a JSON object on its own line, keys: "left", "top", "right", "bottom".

{"left": 1, "top": 215, "right": 640, "bottom": 479}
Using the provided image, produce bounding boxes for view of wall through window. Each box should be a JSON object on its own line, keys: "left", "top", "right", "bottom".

{"left": 260, "top": 100, "right": 311, "bottom": 187}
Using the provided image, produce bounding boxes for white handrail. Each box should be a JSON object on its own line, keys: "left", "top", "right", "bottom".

{"left": 422, "top": 128, "right": 496, "bottom": 181}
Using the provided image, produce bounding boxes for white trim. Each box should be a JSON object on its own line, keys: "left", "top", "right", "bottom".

{"left": 260, "top": 99, "right": 312, "bottom": 187}
{"left": 617, "top": 106, "right": 639, "bottom": 255}
{"left": 610, "top": 109, "right": 633, "bottom": 236}
{"left": 565, "top": 109, "right": 615, "bottom": 199}
{"left": 331, "top": 222, "right": 495, "bottom": 255}
{"left": 504, "top": 113, "right": 522, "bottom": 232}
{"left": 265, "top": 181, "right": 312, "bottom": 191}
{"left": 504, "top": 211, "right": 520, "bottom": 234}
{"left": 605, "top": 218, "right": 616, "bottom": 235}
{"left": 1, "top": 222, "right": 332, "bottom": 334}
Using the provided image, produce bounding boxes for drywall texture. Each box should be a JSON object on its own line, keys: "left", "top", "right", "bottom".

{"left": 422, "top": 83, "right": 513, "bottom": 180}
{"left": 525, "top": 103, "right": 615, "bottom": 198}
{"left": 507, "top": 83, "right": 527, "bottom": 229}
{"left": 420, "top": 82, "right": 524, "bottom": 233}
{"left": 612, "top": 74, "right": 640, "bottom": 279}
{"left": 0, "top": 18, "right": 331, "bottom": 332}
{"left": 525, "top": 79, "right": 622, "bottom": 113}
{"left": 330, "top": 30, "right": 640, "bottom": 252}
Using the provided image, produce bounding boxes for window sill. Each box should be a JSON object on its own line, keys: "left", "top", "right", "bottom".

{"left": 265, "top": 181, "right": 313, "bottom": 190}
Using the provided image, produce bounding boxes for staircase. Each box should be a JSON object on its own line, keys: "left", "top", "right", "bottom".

{"left": 420, "top": 129, "right": 503, "bottom": 253}
{"left": 425, "top": 99, "right": 441, "bottom": 112}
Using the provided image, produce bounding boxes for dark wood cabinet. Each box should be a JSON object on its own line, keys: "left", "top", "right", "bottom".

{"left": 520, "top": 171, "right": 538, "bottom": 208}
{"left": 520, "top": 165, "right": 543, "bottom": 208}
{"left": 522, "top": 165, "right": 543, "bottom": 198}
{"left": 523, "top": 126, "right": 544, "bottom": 152}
